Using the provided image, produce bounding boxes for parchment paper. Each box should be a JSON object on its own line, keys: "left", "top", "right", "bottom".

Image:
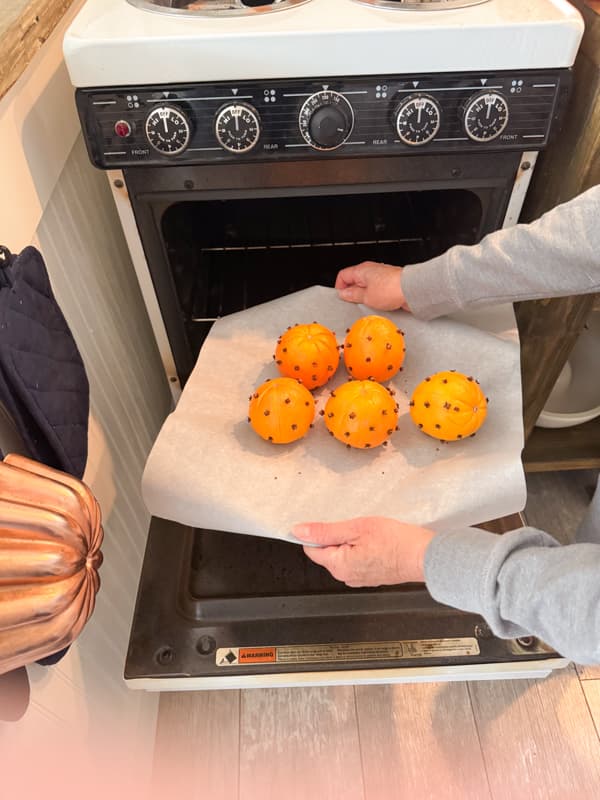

{"left": 142, "top": 286, "right": 526, "bottom": 541}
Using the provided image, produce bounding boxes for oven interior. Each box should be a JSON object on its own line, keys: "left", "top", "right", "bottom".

{"left": 162, "top": 188, "right": 483, "bottom": 362}
{"left": 162, "top": 188, "right": 484, "bottom": 613}
{"left": 125, "top": 179, "right": 559, "bottom": 678}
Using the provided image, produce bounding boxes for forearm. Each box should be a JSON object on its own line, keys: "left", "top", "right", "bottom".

{"left": 424, "top": 526, "right": 600, "bottom": 664}
{"left": 402, "top": 184, "right": 600, "bottom": 320}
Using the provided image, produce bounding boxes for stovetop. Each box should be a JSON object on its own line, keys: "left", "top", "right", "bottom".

{"left": 126, "top": 0, "right": 312, "bottom": 17}
{"left": 126, "top": 0, "right": 490, "bottom": 17}
{"left": 63, "top": 0, "right": 583, "bottom": 87}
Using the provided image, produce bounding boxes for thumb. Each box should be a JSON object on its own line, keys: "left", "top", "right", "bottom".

{"left": 337, "top": 286, "right": 365, "bottom": 304}
{"left": 292, "top": 520, "right": 359, "bottom": 547}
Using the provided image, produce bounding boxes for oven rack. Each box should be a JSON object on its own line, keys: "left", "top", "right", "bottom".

{"left": 161, "top": 188, "right": 481, "bottom": 357}
{"left": 188, "top": 236, "right": 424, "bottom": 323}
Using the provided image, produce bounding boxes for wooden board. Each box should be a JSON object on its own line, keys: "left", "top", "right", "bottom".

{"left": 582, "top": 680, "right": 600, "bottom": 739}
{"left": 0, "top": 0, "right": 76, "bottom": 101}
{"left": 577, "top": 665, "right": 600, "bottom": 681}
{"left": 355, "top": 683, "right": 491, "bottom": 800}
{"left": 0, "top": 1, "right": 30, "bottom": 38}
{"left": 239, "top": 687, "right": 364, "bottom": 800}
{"left": 153, "top": 690, "right": 241, "bottom": 800}
{"left": 523, "top": 417, "right": 600, "bottom": 473}
{"left": 468, "top": 666, "right": 600, "bottom": 800}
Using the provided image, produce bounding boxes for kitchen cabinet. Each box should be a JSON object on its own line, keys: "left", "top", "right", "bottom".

{"left": 519, "top": 0, "right": 600, "bottom": 472}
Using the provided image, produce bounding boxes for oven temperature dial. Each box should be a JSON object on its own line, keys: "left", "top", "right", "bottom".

{"left": 215, "top": 103, "right": 261, "bottom": 153}
{"left": 394, "top": 94, "right": 441, "bottom": 146}
{"left": 463, "top": 92, "right": 509, "bottom": 142}
{"left": 145, "top": 105, "right": 191, "bottom": 156}
{"left": 299, "top": 91, "right": 354, "bottom": 150}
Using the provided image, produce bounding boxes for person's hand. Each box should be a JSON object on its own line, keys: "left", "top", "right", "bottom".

{"left": 292, "top": 517, "right": 437, "bottom": 587}
{"left": 335, "top": 262, "right": 410, "bottom": 312}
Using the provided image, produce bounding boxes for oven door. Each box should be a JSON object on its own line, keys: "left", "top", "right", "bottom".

{"left": 119, "top": 151, "right": 567, "bottom": 689}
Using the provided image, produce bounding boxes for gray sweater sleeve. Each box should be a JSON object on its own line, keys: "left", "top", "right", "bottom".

{"left": 424, "top": 524, "right": 600, "bottom": 665}
{"left": 404, "top": 184, "right": 600, "bottom": 664}
{"left": 425, "top": 475, "right": 600, "bottom": 664}
{"left": 402, "top": 183, "right": 600, "bottom": 320}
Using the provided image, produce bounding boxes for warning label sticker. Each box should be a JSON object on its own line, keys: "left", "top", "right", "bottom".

{"left": 216, "top": 638, "right": 479, "bottom": 667}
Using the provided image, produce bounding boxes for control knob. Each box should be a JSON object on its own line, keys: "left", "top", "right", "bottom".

{"left": 145, "top": 105, "right": 192, "bottom": 156}
{"left": 463, "top": 91, "right": 509, "bottom": 142}
{"left": 394, "top": 94, "right": 441, "bottom": 146}
{"left": 299, "top": 91, "right": 354, "bottom": 150}
{"left": 215, "top": 102, "right": 261, "bottom": 153}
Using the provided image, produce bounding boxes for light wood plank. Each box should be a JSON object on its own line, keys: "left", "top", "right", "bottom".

{"left": 469, "top": 666, "right": 600, "bottom": 800}
{"left": 582, "top": 680, "right": 600, "bottom": 740}
{"left": 239, "top": 687, "right": 364, "bottom": 800}
{"left": 355, "top": 683, "right": 491, "bottom": 800}
{"left": 153, "top": 690, "right": 240, "bottom": 800}
{"left": 577, "top": 665, "right": 600, "bottom": 681}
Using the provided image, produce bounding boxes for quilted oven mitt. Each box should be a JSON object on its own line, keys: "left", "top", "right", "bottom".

{"left": 0, "top": 246, "right": 89, "bottom": 479}
{"left": 0, "top": 454, "right": 103, "bottom": 675}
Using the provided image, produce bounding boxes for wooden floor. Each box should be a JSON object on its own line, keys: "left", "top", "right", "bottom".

{"left": 153, "top": 470, "right": 600, "bottom": 800}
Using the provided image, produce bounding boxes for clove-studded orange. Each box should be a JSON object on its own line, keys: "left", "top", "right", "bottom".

{"left": 410, "top": 370, "right": 488, "bottom": 441}
{"left": 324, "top": 379, "right": 399, "bottom": 449}
{"left": 274, "top": 323, "right": 340, "bottom": 390}
{"left": 248, "top": 377, "right": 315, "bottom": 444}
{"left": 343, "top": 315, "right": 406, "bottom": 381}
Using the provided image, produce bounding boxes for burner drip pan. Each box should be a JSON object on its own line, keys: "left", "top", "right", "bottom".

{"left": 354, "top": 0, "right": 490, "bottom": 10}
{"left": 127, "top": 0, "right": 311, "bottom": 16}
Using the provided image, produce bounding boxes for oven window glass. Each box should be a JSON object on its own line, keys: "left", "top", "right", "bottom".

{"left": 161, "top": 188, "right": 482, "bottom": 360}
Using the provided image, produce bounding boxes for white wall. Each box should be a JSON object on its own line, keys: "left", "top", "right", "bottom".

{"left": 0, "top": 5, "right": 172, "bottom": 796}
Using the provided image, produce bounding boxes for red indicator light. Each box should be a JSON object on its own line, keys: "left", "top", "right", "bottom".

{"left": 114, "top": 120, "right": 132, "bottom": 138}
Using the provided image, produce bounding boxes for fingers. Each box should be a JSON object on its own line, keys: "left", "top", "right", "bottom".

{"left": 335, "top": 262, "right": 379, "bottom": 290}
{"left": 337, "top": 285, "right": 366, "bottom": 304}
{"left": 293, "top": 520, "right": 360, "bottom": 547}
{"left": 335, "top": 263, "right": 374, "bottom": 304}
{"left": 302, "top": 542, "right": 352, "bottom": 580}
{"left": 334, "top": 265, "right": 364, "bottom": 290}
{"left": 334, "top": 261, "right": 406, "bottom": 311}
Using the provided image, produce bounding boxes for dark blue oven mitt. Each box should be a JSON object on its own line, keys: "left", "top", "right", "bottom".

{"left": 0, "top": 246, "right": 89, "bottom": 478}
{"left": 0, "top": 245, "right": 90, "bottom": 667}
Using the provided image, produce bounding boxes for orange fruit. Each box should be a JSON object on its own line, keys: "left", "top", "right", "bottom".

{"left": 248, "top": 377, "right": 315, "bottom": 444}
{"left": 323, "top": 379, "right": 399, "bottom": 449}
{"left": 275, "top": 323, "right": 339, "bottom": 390}
{"left": 343, "top": 315, "right": 406, "bottom": 381}
{"left": 410, "top": 371, "right": 488, "bottom": 441}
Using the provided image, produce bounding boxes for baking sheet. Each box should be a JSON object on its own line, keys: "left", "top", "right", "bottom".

{"left": 142, "top": 286, "right": 526, "bottom": 541}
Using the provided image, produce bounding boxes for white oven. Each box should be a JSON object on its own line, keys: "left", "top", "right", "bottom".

{"left": 63, "top": 0, "right": 583, "bottom": 690}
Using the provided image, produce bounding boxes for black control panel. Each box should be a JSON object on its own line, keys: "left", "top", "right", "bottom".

{"left": 76, "top": 69, "right": 569, "bottom": 169}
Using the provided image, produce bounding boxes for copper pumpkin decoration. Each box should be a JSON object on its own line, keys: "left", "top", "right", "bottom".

{"left": 343, "top": 315, "right": 406, "bottom": 381}
{"left": 0, "top": 454, "right": 103, "bottom": 676}
{"left": 324, "top": 380, "right": 399, "bottom": 449}
{"left": 275, "top": 323, "right": 340, "bottom": 390}
{"left": 410, "top": 370, "right": 488, "bottom": 441}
